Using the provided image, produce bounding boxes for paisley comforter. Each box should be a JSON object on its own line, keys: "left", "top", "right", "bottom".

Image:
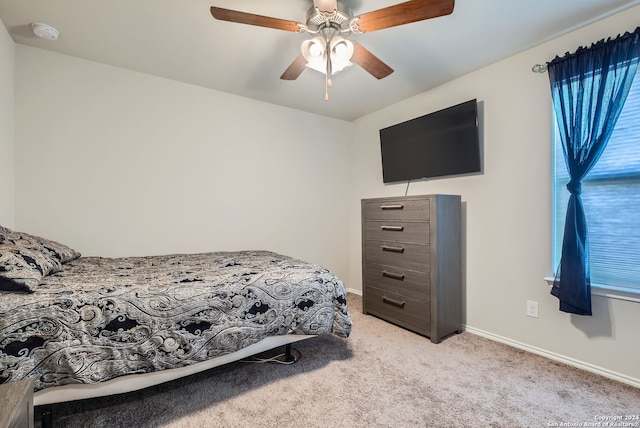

{"left": 0, "top": 250, "right": 352, "bottom": 391}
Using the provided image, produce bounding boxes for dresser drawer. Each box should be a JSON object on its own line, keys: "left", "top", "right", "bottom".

{"left": 363, "top": 240, "right": 430, "bottom": 273}
{"left": 362, "top": 198, "right": 430, "bottom": 221}
{"left": 363, "top": 263, "right": 430, "bottom": 302}
{"left": 363, "top": 220, "right": 429, "bottom": 244}
{"left": 364, "top": 286, "right": 430, "bottom": 336}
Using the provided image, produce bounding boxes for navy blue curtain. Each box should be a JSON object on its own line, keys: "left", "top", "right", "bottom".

{"left": 548, "top": 27, "right": 640, "bottom": 315}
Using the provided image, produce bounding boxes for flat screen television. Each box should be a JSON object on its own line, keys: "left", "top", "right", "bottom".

{"left": 379, "top": 99, "right": 481, "bottom": 183}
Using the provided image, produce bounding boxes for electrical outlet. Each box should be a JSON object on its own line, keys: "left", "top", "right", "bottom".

{"left": 526, "top": 300, "right": 539, "bottom": 318}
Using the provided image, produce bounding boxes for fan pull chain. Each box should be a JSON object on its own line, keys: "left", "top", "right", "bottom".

{"left": 325, "top": 48, "right": 332, "bottom": 101}
{"left": 325, "top": 75, "right": 329, "bottom": 101}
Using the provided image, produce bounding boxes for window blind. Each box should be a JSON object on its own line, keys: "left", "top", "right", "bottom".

{"left": 553, "top": 71, "right": 640, "bottom": 291}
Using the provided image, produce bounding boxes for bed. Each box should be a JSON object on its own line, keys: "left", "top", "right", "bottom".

{"left": 0, "top": 226, "right": 352, "bottom": 410}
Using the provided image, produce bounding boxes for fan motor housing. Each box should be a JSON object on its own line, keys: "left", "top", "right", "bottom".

{"left": 305, "top": 5, "right": 351, "bottom": 33}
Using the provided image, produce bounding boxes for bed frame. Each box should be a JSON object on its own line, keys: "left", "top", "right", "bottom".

{"left": 35, "top": 334, "right": 313, "bottom": 426}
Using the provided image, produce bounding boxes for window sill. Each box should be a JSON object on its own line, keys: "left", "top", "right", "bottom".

{"left": 544, "top": 277, "right": 640, "bottom": 303}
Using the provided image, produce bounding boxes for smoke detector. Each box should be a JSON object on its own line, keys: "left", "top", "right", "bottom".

{"left": 31, "top": 23, "right": 59, "bottom": 40}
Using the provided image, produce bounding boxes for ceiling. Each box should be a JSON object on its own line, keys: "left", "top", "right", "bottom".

{"left": 1, "top": 0, "right": 640, "bottom": 121}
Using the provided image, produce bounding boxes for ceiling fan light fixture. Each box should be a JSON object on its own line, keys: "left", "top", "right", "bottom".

{"left": 333, "top": 41, "right": 348, "bottom": 56}
{"left": 301, "top": 35, "right": 354, "bottom": 102}
{"left": 302, "top": 37, "right": 326, "bottom": 59}
{"left": 310, "top": 43, "right": 324, "bottom": 58}
{"left": 329, "top": 36, "right": 354, "bottom": 73}
{"left": 304, "top": 57, "right": 328, "bottom": 74}
{"left": 301, "top": 36, "right": 354, "bottom": 75}
{"left": 302, "top": 37, "right": 328, "bottom": 74}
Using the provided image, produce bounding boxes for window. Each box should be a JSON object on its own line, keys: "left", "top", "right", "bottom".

{"left": 552, "top": 70, "right": 640, "bottom": 300}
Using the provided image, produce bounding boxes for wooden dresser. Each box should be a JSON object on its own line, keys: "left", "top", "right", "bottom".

{"left": 361, "top": 194, "right": 462, "bottom": 343}
{"left": 0, "top": 379, "right": 34, "bottom": 428}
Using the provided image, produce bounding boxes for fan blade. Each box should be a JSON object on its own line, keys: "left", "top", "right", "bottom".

{"left": 313, "top": 0, "right": 338, "bottom": 12}
{"left": 351, "top": 43, "right": 394, "bottom": 79}
{"left": 281, "top": 54, "right": 307, "bottom": 80}
{"left": 210, "top": 7, "right": 301, "bottom": 32}
{"left": 355, "top": 0, "right": 454, "bottom": 33}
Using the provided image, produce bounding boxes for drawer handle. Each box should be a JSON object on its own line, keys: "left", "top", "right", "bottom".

{"left": 381, "top": 225, "right": 404, "bottom": 231}
{"left": 382, "top": 270, "right": 405, "bottom": 281}
{"left": 382, "top": 296, "right": 405, "bottom": 308}
{"left": 380, "top": 204, "right": 404, "bottom": 210}
{"left": 381, "top": 245, "right": 405, "bottom": 253}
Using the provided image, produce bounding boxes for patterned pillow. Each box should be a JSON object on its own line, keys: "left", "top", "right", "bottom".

{"left": 26, "top": 233, "right": 81, "bottom": 264}
{"left": 0, "top": 242, "right": 63, "bottom": 292}
{"left": 0, "top": 225, "right": 13, "bottom": 243}
{"left": 0, "top": 226, "right": 81, "bottom": 264}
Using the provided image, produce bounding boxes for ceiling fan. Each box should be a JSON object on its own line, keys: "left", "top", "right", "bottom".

{"left": 210, "top": 0, "right": 454, "bottom": 100}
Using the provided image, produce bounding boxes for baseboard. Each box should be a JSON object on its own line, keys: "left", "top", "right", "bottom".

{"left": 346, "top": 288, "right": 362, "bottom": 296}
{"left": 465, "top": 325, "right": 640, "bottom": 389}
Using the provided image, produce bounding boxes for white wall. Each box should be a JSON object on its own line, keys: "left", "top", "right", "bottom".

{"left": 14, "top": 46, "right": 354, "bottom": 280}
{"left": 0, "top": 18, "right": 14, "bottom": 228}
{"left": 348, "top": 6, "right": 640, "bottom": 384}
